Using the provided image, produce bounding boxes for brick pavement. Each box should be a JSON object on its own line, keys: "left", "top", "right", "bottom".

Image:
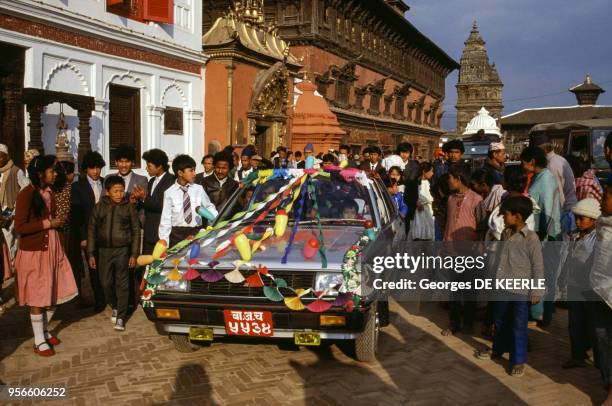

{"left": 0, "top": 278, "right": 606, "bottom": 405}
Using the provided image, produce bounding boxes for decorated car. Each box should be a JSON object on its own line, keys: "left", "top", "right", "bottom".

{"left": 138, "top": 165, "right": 402, "bottom": 362}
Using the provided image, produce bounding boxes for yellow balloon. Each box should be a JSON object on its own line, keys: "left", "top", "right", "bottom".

{"left": 274, "top": 211, "right": 288, "bottom": 237}
{"left": 152, "top": 240, "right": 167, "bottom": 260}
{"left": 136, "top": 255, "right": 153, "bottom": 266}
{"left": 234, "top": 234, "right": 252, "bottom": 262}
{"left": 339, "top": 160, "right": 348, "bottom": 168}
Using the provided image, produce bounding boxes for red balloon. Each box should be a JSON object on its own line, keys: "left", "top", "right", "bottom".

{"left": 308, "top": 239, "right": 319, "bottom": 248}
{"left": 364, "top": 220, "right": 374, "bottom": 229}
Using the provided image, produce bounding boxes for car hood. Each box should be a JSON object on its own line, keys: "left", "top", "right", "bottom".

{"left": 173, "top": 225, "right": 365, "bottom": 271}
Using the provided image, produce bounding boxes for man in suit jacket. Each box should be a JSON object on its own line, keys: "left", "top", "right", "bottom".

{"left": 71, "top": 150, "right": 106, "bottom": 311}
{"left": 359, "top": 146, "right": 388, "bottom": 180}
{"left": 111, "top": 144, "right": 148, "bottom": 198}
{"left": 139, "top": 149, "right": 175, "bottom": 255}
{"left": 198, "top": 152, "right": 238, "bottom": 212}
{"left": 195, "top": 154, "right": 214, "bottom": 185}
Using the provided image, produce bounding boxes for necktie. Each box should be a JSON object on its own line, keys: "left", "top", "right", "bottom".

{"left": 180, "top": 185, "right": 192, "bottom": 224}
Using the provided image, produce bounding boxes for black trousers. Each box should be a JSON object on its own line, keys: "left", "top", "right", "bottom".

{"left": 591, "top": 300, "right": 612, "bottom": 386}
{"left": 169, "top": 226, "right": 201, "bottom": 248}
{"left": 84, "top": 249, "right": 105, "bottom": 308}
{"left": 98, "top": 247, "right": 131, "bottom": 320}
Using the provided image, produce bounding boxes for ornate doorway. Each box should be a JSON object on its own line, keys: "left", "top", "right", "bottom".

{"left": 248, "top": 62, "right": 290, "bottom": 158}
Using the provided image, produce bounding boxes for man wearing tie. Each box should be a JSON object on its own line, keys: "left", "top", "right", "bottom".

{"left": 71, "top": 151, "right": 106, "bottom": 311}
{"left": 359, "top": 146, "right": 388, "bottom": 180}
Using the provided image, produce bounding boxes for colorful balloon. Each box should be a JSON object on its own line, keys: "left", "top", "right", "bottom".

{"left": 152, "top": 240, "right": 167, "bottom": 260}
{"left": 136, "top": 255, "right": 153, "bottom": 266}
{"left": 305, "top": 156, "right": 315, "bottom": 169}
{"left": 234, "top": 234, "right": 252, "bottom": 262}
{"left": 197, "top": 206, "right": 216, "bottom": 222}
{"left": 274, "top": 209, "right": 288, "bottom": 237}
{"left": 189, "top": 243, "right": 200, "bottom": 259}
{"left": 303, "top": 238, "right": 319, "bottom": 259}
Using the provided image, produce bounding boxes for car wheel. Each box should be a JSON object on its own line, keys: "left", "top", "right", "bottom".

{"left": 354, "top": 301, "right": 379, "bottom": 362}
{"left": 170, "top": 334, "right": 200, "bottom": 353}
{"left": 378, "top": 300, "right": 390, "bottom": 327}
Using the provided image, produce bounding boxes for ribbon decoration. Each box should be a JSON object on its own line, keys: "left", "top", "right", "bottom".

{"left": 281, "top": 177, "right": 309, "bottom": 264}
{"left": 307, "top": 180, "right": 328, "bottom": 268}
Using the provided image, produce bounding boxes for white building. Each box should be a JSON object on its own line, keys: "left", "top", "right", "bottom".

{"left": 0, "top": 0, "right": 205, "bottom": 173}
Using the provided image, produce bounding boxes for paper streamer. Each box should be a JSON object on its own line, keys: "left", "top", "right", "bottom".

{"left": 281, "top": 178, "right": 309, "bottom": 264}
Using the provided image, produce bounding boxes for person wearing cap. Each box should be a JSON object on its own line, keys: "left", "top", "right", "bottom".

{"left": 251, "top": 154, "right": 263, "bottom": 170}
{"left": 297, "top": 144, "right": 315, "bottom": 169}
{"left": 531, "top": 133, "right": 577, "bottom": 233}
{"left": 557, "top": 198, "right": 600, "bottom": 369}
{"left": 484, "top": 142, "right": 507, "bottom": 185}
{"left": 0, "top": 144, "right": 30, "bottom": 312}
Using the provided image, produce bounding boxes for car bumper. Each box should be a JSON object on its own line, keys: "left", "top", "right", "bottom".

{"left": 144, "top": 295, "right": 368, "bottom": 339}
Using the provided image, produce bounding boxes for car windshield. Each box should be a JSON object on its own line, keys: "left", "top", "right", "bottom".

{"left": 215, "top": 172, "right": 375, "bottom": 225}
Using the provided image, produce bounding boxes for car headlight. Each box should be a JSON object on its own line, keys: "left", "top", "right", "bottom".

{"left": 315, "top": 272, "right": 344, "bottom": 295}
{"left": 157, "top": 269, "right": 190, "bottom": 292}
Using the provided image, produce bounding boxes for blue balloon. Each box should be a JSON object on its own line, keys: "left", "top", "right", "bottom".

{"left": 305, "top": 156, "right": 315, "bottom": 169}
{"left": 190, "top": 243, "right": 200, "bottom": 259}
{"left": 198, "top": 206, "right": 216, "bottom": 222}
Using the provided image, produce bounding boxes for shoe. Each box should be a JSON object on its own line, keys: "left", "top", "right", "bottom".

{"left": 33, "top": 342, "right": 55, "bottom": 357}
{"left": 46, "top": 335, "right": 61, "bottom": 346}
{"left": 110, "top": 309, "right": 118, "bottom": 325}
{"left": 114, "top": 319, "right": 125, "bottom": 331}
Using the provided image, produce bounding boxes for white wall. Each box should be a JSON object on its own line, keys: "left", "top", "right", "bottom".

{"left": 0, "top": 0, "right": 205, "bottom": 175}
{"left": 3, "top": 0, "right": 202, "bottom": 52}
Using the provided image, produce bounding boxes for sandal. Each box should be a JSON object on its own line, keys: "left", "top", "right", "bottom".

{"left": 33, "top": 342, "right": 55, "bottom": 357}
{"left": 441, "top": 328, "right": 456, "bottom": 336}
{"left": 511, "top": 364, "right": 525, "bottom": 377}
{"left": 475, "top": 348, "right": 502, "bottom": 360}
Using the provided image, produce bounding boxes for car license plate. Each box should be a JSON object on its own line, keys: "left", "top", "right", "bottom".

{"left": 223, "top": 310, "right": 274, "bottom": 337}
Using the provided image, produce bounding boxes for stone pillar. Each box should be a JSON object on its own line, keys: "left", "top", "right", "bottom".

{"left": 26, "top": 104, "right": 44, "bottom": 154}
{"left": 77, "top": 109, "right": 92, "bottom": 169}
{"left": 226, "top": 64, "right": 235, "bottom": 145}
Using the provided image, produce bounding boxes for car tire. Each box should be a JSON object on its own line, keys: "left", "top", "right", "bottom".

{"left": 378, "top": 300, "right": 390, "bottom": 327}
{"left": 354, "top": 301, "right": 379, "bottom": 362}
{"left": 170, "top": 334, "right": 200, "bottom": 353}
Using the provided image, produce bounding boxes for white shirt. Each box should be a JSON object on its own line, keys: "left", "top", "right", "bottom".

{"left": 216, "top": 174, "right": 228, "bottom": 187}
{"left": 234, "top": 167, "right": 253, "bottom": 181}
{"left": 87, "top": 175, "right": 103, "bottom": 203}
{"left": 158, "top": 181, "right": 218, "bottom": 243}
{"left": 382, "top": 154, "right": 405, "bottom": 171}
{"left": 120, "top": 171, "right": 133, "bottom": 191}
{"left": 150, "top": 171, "right": 168, "bottom": 195}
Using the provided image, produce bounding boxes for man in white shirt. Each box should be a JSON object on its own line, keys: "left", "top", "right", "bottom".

{"left": 159, "top": 155, "right": 218, "bottom": 247}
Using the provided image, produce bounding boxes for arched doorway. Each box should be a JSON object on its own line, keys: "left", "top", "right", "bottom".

{"left": 247, "top": 62, "right": 290, "bottom": 158}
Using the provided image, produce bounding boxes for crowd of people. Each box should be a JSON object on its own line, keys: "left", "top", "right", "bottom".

{"left": 0, "top": 132, "right": 611, "bottom": 403}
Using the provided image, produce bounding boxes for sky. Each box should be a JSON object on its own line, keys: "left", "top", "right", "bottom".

{"left": 406, "top": 0, "right": 612, "bottom": 130}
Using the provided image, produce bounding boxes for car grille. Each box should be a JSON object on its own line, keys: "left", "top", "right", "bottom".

{"left": 189, "top": 270, "right": 316, "bottom": 297}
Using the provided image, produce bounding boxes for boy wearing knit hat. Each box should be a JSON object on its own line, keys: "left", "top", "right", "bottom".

{"left": 559, "top": 197, "right": 600, "bottom": 369}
